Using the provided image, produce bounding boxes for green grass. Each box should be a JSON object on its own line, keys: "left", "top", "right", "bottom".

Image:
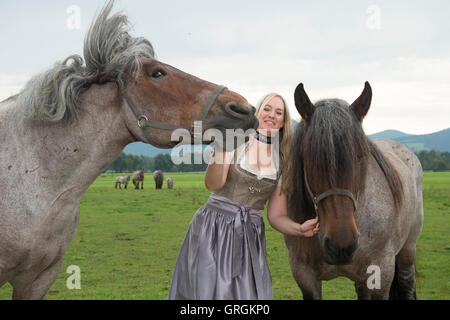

{"left": 0, "top": 171, "right": 448, "bottom": 299}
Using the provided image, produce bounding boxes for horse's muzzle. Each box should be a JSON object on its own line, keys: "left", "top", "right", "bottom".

{"left": 224, "top": 103, "right": 254, "bottom": 119}
{"left": 224, "top": 103, "right": 259, "bottom": 130}
{"left": 322, "top": 237, "right": 358, "bottom": 265}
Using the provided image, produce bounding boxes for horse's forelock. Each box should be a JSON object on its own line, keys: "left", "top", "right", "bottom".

{"left": 287, "top": 100, "right": 371, "bottom": 222}
{"left": 306, "top": 100, "right": 369, "bottom": 187}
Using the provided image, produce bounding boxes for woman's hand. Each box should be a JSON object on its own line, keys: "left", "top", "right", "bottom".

{"left": 299, "top": 217, "right": 320, "bottom": 237}
{"left": 267, "top": 186, "right": 320, "bottom": 237}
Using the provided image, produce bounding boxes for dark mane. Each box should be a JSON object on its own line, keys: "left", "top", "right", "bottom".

{"left": 286, "top": 99, "right": 403, "bottom": 223}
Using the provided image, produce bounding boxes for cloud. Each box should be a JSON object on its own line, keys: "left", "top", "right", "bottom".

{"left": 168, "top": 54, "right": 450, "bottom": 134}
{"left": 1, "top": 0, "right": 448, "bottom": 135}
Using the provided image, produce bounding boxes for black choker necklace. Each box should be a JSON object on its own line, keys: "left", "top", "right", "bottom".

{"left": 255, "top": 131, "right": 272, "bottom": 144}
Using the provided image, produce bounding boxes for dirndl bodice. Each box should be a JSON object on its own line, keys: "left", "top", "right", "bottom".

{"left": 212, "top": 139, "right": 279, "bottom": 210}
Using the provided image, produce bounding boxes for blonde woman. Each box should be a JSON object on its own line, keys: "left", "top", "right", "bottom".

{"left": 169, "top": 93, "right": 319, "bottom": 300}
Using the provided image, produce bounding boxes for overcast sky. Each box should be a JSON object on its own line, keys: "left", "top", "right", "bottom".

{"left": 1, "top": 0, "right": 449, "bottom": 134}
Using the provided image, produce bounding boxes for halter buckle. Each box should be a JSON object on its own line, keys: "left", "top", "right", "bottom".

{"left": 137, "top": 115, "right": 149, "bottom": 128}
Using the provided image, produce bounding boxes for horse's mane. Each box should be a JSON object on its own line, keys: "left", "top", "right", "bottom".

{"left": 15, "top": 0, "right": 154, "bottom": 124}
{"left": 284, "top": 99, "right": 403, "bottom": 223}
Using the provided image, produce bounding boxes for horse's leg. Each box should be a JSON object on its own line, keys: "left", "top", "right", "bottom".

{"left": 12, "top": 257, "right": 63, "bottom": 300}
{"left": 367, "top": 255, "right": 396, "bottom": 300}
{"left": 141, "top": 180, "right": 144, "bottom": 189}
{"left": 354, "top": 282, "right": 369, "bottom": 300}
{"left": 389, "top": 243, "right": 417, "bottom": 300}
{"left": 0, "top": 269, "right": 6, "bottom": 288}
{"left": 291, "top": 264, "right": 322, "bottom": 300}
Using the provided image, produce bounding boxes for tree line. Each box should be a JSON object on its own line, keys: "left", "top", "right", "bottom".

{"left": 106, "top": 152, "right": 209, "bottom": 173}
{"left": 415, "top": 150, "right": 450, "bottom": 171}
{"left": 106, "top": 149, "right": 450, "bottom": 173}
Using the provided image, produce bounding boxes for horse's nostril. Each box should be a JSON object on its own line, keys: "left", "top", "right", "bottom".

{"left": 230, "top": 104, "right": 250, "bottom": 115}
{"left": 225, "top": 103, "right": 251, "bottom": 118}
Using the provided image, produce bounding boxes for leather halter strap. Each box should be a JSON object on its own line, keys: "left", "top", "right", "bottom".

{"left": 303, "top": 167, "right": 358, "bottom": 217}
{"left": 117, "top": 80, "right": 227, "bottom": 144}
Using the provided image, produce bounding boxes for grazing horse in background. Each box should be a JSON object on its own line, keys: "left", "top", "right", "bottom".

{"left": 133, "top": 170, "right": 144, "bottom": 189}
{"left": 153, "top": 170, "right": 164, "bottom": 189}
{"left": 115, "top": 175, "right": 130, "bottom": 189}
{"left": 166, "top": 177, "right": 174, "bottom": 189}
{"left": 283, "top": 82, "right": 423, "bottom": 300}
{"left": 0, "top": 1, "right": 258, "bottom": 299}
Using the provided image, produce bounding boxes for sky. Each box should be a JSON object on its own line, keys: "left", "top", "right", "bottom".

{"left": 0, "top": 0, "right": 449, "bottom": 135}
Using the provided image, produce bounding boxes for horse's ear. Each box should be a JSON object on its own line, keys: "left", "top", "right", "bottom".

{"left": 294, "top": 83, "right": 315, "bottom": 122}
{"left": 350, "top": 81, "right": 372, "bottom": 122}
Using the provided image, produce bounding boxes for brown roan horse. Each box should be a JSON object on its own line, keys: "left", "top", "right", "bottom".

{"left": 0, "top": 1, "right": 257, "bottom": 299}
{"left": 284, "top": 82, "right": 423, "bottom": 299}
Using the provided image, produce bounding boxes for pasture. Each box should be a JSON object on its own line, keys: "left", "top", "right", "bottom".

{"left": 0, "top": 171, "right": 448, "bottom": 299}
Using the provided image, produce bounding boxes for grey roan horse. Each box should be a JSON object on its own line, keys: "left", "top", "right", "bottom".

{"left": 0, "top": 1, "right": 257, "bottom": 299}
{"left": 133, "top": 170, "right": 144, "bottom": 189}
{"left": 284, "top": 82, "right": 423, "bottom": 299}
{"left": 115, "top": 175, "right": 130, "bottom": 189}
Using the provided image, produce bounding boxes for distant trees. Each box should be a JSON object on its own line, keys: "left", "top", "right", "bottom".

{"left": 415, "top": 150, "right": 450, "bottom": 171}
{"left": 106, "top": 152, "right": 208, "bottom": 173}
{"left": 106, "top": 149, "right": 450, "bottom": 173}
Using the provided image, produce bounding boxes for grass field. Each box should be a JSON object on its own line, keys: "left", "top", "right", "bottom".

{"left": 1, "top": 171, "right": 448, "bottom": 299}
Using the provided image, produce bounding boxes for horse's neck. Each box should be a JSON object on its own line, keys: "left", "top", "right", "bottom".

{"left": 18, "top": 83, "right": 133, "bottom": 200}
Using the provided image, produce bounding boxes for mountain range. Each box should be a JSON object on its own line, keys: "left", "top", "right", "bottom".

{"left": 123, "top": 127, "right": 450, "bottom": 157}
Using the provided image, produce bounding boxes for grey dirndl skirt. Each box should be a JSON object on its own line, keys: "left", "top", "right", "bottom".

{"left": 168, "top": 193, "right": 273, "bottom": 300}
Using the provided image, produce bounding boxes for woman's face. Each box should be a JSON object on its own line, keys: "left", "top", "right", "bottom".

{"left": 257, "top": 96, "right": 285, "bottom": 135}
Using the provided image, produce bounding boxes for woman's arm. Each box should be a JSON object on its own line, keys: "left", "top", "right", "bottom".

{"left": 267, "top": 185, "right": 319, "bottom": 237}
{"left": 204, "top": 149, "right": 233, "bottom": 191}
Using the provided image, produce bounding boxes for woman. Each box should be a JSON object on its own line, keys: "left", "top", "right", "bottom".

{"left": 169, "top": 93, "right": 319, "bottom": 300}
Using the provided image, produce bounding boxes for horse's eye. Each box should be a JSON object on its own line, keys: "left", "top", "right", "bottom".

{"left": 150, "top": 70, "right": 166, "bottom": 79}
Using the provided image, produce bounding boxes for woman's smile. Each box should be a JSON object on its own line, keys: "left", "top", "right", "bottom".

{"left": 257, "top": 96, "right": 285, "bottom": 134}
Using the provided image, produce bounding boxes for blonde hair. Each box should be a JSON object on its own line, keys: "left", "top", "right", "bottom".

{"left": 255, "top": 93, "right": 293, "bottom": 185}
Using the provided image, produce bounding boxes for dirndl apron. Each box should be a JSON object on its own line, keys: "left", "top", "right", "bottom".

{"left": 168, "top": 194, "right": 273, "bottom": 299}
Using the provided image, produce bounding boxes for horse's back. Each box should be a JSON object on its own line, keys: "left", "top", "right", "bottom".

{"left": 370, "top": 139, "right": 423, "bottom": 246}
{"left": 133, "top": 170, "right": 144, "bottom": 180}
{"left": 371, "top": 139, "right": 423, "bottom": 193}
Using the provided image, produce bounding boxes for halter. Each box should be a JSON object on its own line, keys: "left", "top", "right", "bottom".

{"left": 303, "top": 167, "right": 358, "bottom": 218}
{"left": 117, "top": 80, "right": 227, "bottom": 145}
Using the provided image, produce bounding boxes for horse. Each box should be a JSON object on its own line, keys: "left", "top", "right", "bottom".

{"left": 283, "top": 82, "right": 423, "bottom": 300}
{"left": 133, "top": 170, "right": 145, "bottom": 190}
{"left": 166, "top": 177, "right": 174, "bottom": 189}
{"left": 0, "top": 1, "right": 258, "bottom": 299}
{"left": 153, "top": 170, "right": 164, "bottom": 189}
{"left": 115, "top": 175, "right": 130, "bottom": 189}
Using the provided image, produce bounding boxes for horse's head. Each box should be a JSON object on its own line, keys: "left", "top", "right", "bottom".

{"left": 116, "top": 57, "right": 257, "bottom": 149}
{"left": 293, "top": 82, "right": 372, "bottom": 265}
{"left": 81, "top": 1, "right": 257, "bottom": 149}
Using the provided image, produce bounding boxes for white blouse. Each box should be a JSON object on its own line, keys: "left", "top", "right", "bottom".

{"left": 229, "top": 134, "right": 282, "bottom": 186}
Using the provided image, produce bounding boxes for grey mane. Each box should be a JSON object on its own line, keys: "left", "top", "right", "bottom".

{"left": 16, "top": 0, "right": 154, "bottom": 124}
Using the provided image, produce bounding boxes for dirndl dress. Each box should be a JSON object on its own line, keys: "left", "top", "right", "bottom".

{"left": 169, "top": 139, "right": 279, "bottom": 300}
